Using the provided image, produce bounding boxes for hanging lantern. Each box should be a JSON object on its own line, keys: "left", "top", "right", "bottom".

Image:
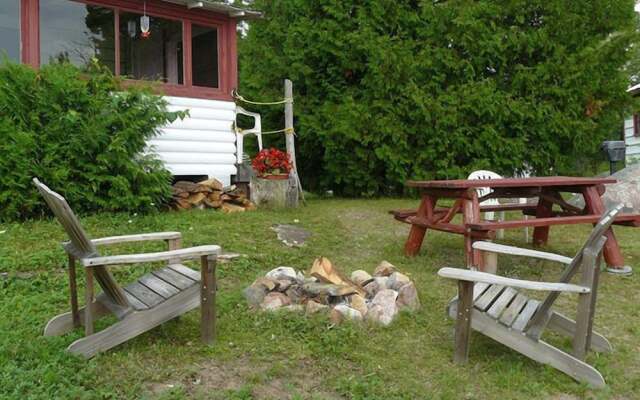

{"left": 140, "top": 1, "right": 150, "bottom": 39}
{"left": 140, "top": 15, "right": 150, "bottom": 38}
{"left": 127, "top": 20, "right": 137, "bottom": 38}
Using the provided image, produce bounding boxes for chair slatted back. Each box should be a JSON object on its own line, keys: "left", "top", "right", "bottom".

{"left": 525, "top": 204, "right": 623, "bottom": 337}
{"left": 33, "top": 178, "right": 130, "bottom": 308}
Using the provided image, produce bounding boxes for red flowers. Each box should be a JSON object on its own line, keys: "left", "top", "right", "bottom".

{"left": 251, "top": 148, "right": 292, "bottom": 176}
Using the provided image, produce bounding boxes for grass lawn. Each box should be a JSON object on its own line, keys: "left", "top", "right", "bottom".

{"left": 1, "top": 198, "right": 639, "bottom": 399}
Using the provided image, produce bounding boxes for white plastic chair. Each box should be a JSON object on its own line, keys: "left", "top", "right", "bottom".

{"left": 235, "top": 106, "right": 263, "bottom": 164}
{"left": 467, "top": 170, "right": 529, "bottom": 242}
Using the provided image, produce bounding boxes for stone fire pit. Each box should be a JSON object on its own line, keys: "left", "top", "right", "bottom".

{"left": 243, "top": 258, "right": 420, "bottom": 325}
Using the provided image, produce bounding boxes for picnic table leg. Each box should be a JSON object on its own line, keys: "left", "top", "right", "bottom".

{"left": 532, "top": 195, "right": 554, "bottom": 246}
{"left": 462, "top": 191, "right": 484, "bottom": 270}
{"left": 582, "top": 186, "right": 631, "bottom": 274}
{"left": 404, "top": 194, "right": 436, "bottom": 256}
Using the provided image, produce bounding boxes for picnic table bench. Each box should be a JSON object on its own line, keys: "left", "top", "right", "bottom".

{"left": 392, "top": 176, "right": 640, "bottom": 273}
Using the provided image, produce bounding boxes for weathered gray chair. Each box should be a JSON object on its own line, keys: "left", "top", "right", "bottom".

{"left": 34, "top": 178, "right": 220, "bottom": 358}
{"left": 439, "top": 204, "right": 623, "bottom": 388}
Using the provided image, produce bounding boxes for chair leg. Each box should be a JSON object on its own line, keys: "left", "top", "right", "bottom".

{"left": 200, "top": 255, "right": 217, "bottom": 344}
{"left": 454, "top": 281, "right": 474, "bottom": 364}
{"left": 85, "top": 268, "right": 94, "bottom": 336}
{"left": 67, "top": 254, "right": 80, "bottom": 328}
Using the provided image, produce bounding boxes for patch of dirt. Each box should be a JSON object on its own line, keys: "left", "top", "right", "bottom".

{"left": 145, "top": 356, "right": 343, "bottom": 400}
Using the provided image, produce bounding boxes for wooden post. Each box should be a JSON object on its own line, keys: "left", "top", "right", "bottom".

{"left": 284, "top": 79, "right": 301, "bottom": 207}
{"left": 166, "top": 237, "right": 182, "bottom": 265}
{"left": 454, "top": 280, "right": 474, "bottom": 364}
{"left": 68, "top": 254, "right": 80, "bottom": 328}
{"left": 200, "top": 255, "right": 217, "bottom": 344}
{"left": 84, "top": 267, "right": 94, "bottom": 336}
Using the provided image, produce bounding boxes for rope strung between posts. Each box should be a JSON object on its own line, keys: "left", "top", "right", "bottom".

{"left": 232, "top": 89, "right": 293, "bottom": 106}
{"left": 235, "top": 127, "right": 295, "bottom": 136}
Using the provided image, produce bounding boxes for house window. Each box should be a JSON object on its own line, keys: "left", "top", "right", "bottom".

{"left": 0, "top": 1, "right": 20, "bottom": 62}
{"left": 119, "top": 13, "right": 183, "bottom": 84}
{"left": 39, "top": 0, "right": 116, "bottom": 71}
{"left": 634, "top": 114, "right": 640, "bottom": 137}
{"left": 191, "top": 24, "right": 219, "bottom": 88}
{"left": 14, "top": 0, "right": 234, "bottom": 100}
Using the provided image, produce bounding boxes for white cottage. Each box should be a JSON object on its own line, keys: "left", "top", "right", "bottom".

{"left": 624, "top": 83, "right": 640, "bottom": 164}
{"left": 0, "top": 0, "right": 261, "bottom": 185}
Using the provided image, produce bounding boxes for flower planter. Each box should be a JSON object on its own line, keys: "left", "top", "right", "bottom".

{"left": 250, "top": 148, "right": 297, "bottom": 208}
{"left": 250, "top": 175, "right": 297, "bottom": 209}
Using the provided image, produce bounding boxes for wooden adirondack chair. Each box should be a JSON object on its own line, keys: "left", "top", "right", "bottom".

{"left": 34, "top": 178, "right": 221, "bottom": 358}
{"left": 438, "top": 204, "right": 624, "bottom": 388}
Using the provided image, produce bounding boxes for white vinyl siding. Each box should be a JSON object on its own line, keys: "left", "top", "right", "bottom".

{"left": 147, "top": 96, "right": 237, "bottom": 185}
{"left": 624, "top": 115, "right": 640, "bottom": 164}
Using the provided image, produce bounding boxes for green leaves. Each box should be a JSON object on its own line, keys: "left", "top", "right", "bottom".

{"left": 0, "top": 61, "right": 175, "bottom": 221}
{"left": 240, "top": 0, "right": 638, "bottom": 195}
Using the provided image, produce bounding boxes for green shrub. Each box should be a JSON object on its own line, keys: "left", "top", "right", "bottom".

{"left": 240, "top": 0, "right": 639, "bottom": 196}
{"left": 0, "top": 60, "right": 185, "bottom": 221}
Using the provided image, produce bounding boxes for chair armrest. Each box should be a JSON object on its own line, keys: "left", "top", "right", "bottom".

{"left": 438, "top": 267, "right": 589, "bottom": 293}
{"left": 81, "top": 245, "right": 221, "bottom": 267}
{"left": 63, "top": 232, "right": 182, "bottom": 254}
{"left": 91, "top": 232, "right": 182, "bottom": 246}
{"left": 472, "top": 241, "right": 573, "bottom": 265}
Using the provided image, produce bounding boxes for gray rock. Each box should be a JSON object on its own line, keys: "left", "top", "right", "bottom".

{"left": 387, "top": 272, "right": 411, "bottom": 290}
{"left": 285, "top": 285, "right": 304, "bottom": 304}
{"left": 275, "top": 279, "right": 292, "bottom": 292}
{"left": 374, "top": 260, "right": 396, "bottom": 277}
{"left": 349, "top": 294, "right": 368, "bottom": 316}
{"left": 265, "top": 266, "right": 297, "bottom": 281}
{"left": 260, "top": 292, "right": 291, "bottom": 311}
{"left": 330, "top": 305, "right": 363, "bottom": 324}
{"left": 350, "top": 270, "right": 373, "bottom": 286}
{"left": 271, "top": 224, "right": 312, "bottom": 247}
{"left": 367, "top": 289, "right": 398, "bottom": 326}
{"left": 363, "top": 278, "right": 388, "bottom": 297}
{"left": 305, "top": 300, "right": 329, "bottom": 314}
{"left": 396, "top": 282, "right": 421, "bottom": 311}
{"left": 281, "top": 304, "right": 304, "bottom": 312}
{"left": 243, "top": 285, "right": 268, "bottom": 308}
{"left": 374, "top": 277, "right": 389, "bottom": 289}
{"left": 253, "top": 277, "right": 277, "bottom": 291}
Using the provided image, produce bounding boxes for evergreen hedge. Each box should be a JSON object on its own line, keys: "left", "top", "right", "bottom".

{"left": 0, "top": 60, "right": 184, "bottom": 221}
{"left": 239, "top": 0, "right": 639, "bottom": 196}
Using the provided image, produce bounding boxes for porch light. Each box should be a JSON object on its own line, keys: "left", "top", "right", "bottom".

{"left": 140, "top": 1, "right": 150, "bottom": 39}
{"left": 127, "top": 20, "right": 137, "bottom": 38}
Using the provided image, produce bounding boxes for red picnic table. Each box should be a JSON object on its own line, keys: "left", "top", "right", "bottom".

{"left": 392, "top": 176, "right": 640, "bottom": 273}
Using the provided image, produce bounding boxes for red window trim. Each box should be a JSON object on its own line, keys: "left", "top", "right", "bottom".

{"left": 19, "top": 0, "right": 237, "bottom": 101}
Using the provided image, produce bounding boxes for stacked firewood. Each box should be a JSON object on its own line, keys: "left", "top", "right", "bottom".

{"left": 171, "top": 179, "right": 255, "bottom": 213}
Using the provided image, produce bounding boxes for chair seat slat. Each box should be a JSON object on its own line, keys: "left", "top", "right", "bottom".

{"left": 474, "top": 284, "right": 505, "bottom": 311}
{"left": 512, "top": 299, "right": 540, "bottom": 332}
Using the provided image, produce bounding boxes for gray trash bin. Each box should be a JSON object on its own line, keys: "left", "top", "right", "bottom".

{"left": 601, "top": 141, "right": 625, "bottom": 174}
